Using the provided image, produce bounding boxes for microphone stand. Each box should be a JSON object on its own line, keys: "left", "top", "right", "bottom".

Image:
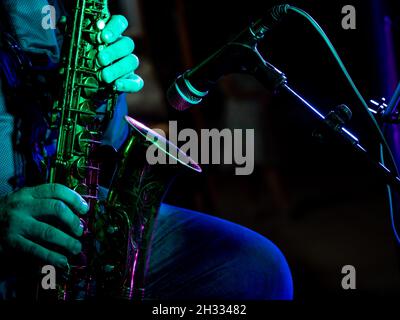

{"left": 252, "top": 52, "right": 400, "bottom": 194}
{"left": 282, "top": 84, "right": 400, "bottom": 194}
{"left": 383, "top": 81, "right": 400, "bottom": 122}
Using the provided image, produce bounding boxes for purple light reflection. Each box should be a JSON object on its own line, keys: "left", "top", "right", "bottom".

{"left": 383, "top": 16, "right": 400, "bottom": 166}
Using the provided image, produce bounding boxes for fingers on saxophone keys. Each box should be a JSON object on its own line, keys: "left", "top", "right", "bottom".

{"left": 100, "top": 54, "right": 139, "bottom": 84}
{"left": 101, "top": 15, "right": 129, "bottom": 44}
{"left": 116, "top": 73, "right": 144, "bottom": 93}
{"left": 97, "top": 36, "right": 135, "bottom": 67}
{"left": 17, "top": 236, "right": 69, "bottom": 269}
{"left": 31, "top": 183, "right": 89, "bottom": 216}
{"left": 33, "top": 199, "right": 84, "bottom": 238}
{"left": 23, "top": 219, "right": 82, "bottom": 256}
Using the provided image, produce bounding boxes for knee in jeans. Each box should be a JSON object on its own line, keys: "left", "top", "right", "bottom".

{"left": 227, "top": 230, "right": 294, "bottom": 300}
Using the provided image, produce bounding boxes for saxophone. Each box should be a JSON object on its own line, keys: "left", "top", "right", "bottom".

{"left": 43, "top": 0, "right": 201, "bottom": 300}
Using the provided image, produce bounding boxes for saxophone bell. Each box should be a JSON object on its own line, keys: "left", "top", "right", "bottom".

{"left": 95, "top": 116, "right": 201, "bottom": 300}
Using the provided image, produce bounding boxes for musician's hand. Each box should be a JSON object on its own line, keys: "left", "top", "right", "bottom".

{"left": 97, "top": 15, "right": 144, "bottom": 93}
{"left": 0, "top": 184, "right": 89, "bottom": 268}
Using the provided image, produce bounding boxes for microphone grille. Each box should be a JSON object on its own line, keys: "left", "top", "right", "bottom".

{"left": 270, "top": 4, "right": 290, "bottom": 21}
{"left": 167, "top": 75, "right": 208, "bottom": 111}
{"left": 261, "top": 4, "right": 290, "bottom": 31}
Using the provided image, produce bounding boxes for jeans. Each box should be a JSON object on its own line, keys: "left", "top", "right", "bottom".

{"left": 145, "top": 204, "right": 294, "bottom": 300}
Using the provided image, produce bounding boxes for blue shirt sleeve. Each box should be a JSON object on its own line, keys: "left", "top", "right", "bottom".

{"left": 101, "top": 93, "right": 130, "bottom": 151}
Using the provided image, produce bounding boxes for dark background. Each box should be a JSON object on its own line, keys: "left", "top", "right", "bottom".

{"left": 112, "top": 0, "right": 400, "bottom": 299}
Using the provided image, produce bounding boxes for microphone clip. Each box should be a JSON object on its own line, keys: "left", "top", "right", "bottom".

{"left": 369, "top": 98, "right": 400, "bottom": 124}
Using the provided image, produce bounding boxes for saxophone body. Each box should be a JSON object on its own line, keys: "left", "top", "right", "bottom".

{"left": 48, "top": 0, "right": 116, "bottom": 300}
{"left": 45, "top": 0, "right": 201, "bottom": 300}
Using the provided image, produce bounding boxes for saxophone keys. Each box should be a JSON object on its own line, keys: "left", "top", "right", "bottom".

{"left": 85, "top": 166, "right": 101, "bottom": 171}
{"left": 75, "top": 130, "right": 92, "bottom": 152}
{"left": 82, "top": 77, "right": 100, "bottom": 98}
{"left": 103, "top": 265, "right": 115, "bottom": 273}
{"left": 82, "top": 195, "right": 99, "bottom": 200}
{"left": 96, "top": 20, "right": 106, "bottom": 31}
{"left": 72, "top": 157, "right": 91, "bottom": 178}
{"left": 107, "top": 226, "right": 119, "bottom": 235}
{"left": 73, "top": 183, "right": 90, "bottom": 198}
{"left": 55, "top": 15, "right": 68, "bottom": 36}
{"left": 77, "top": 101, "right": 97, "bottom": 123}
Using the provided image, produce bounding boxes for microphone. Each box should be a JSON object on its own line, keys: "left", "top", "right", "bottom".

{"left": 167, "top": 4, "right": 290, "bottom": 111}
